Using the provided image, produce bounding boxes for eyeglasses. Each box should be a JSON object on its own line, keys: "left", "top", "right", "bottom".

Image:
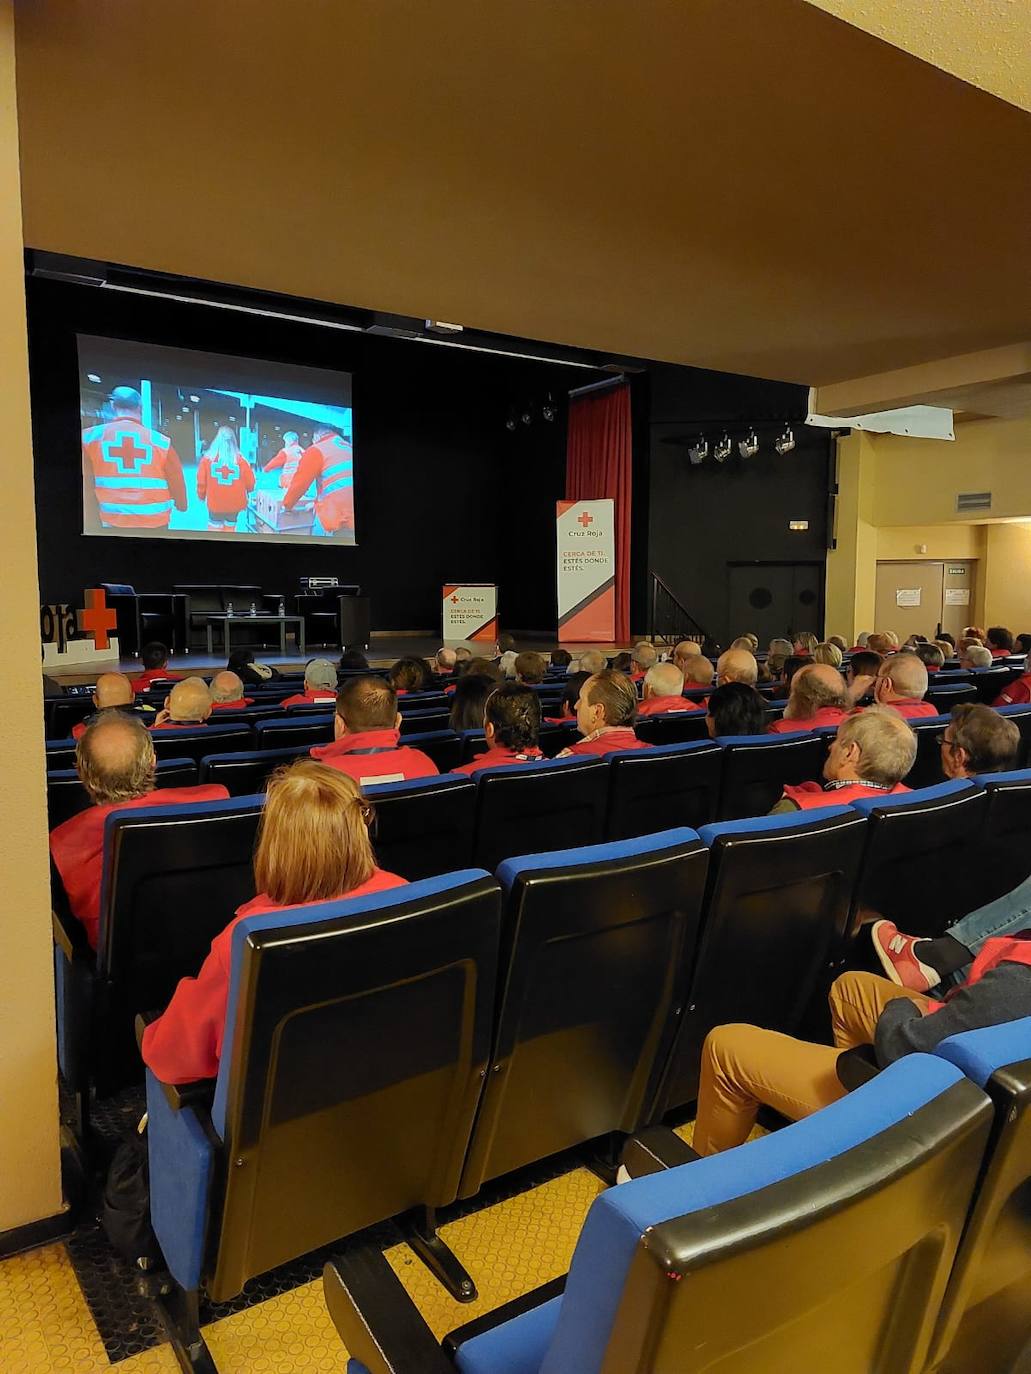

{"left": 936, "top": 733, "right": 955, "bottom": 749}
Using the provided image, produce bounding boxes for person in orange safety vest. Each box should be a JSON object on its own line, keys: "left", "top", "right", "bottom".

{"left": 282, "top": 424, "right": 354, "bottom": 537}
{"left": 195, "top": 426, "right": 255, "bottom": 530}
{"left": 81, "top": 386, "right": 187, "bottom": 530}
{"left": 263, "top": 430, "right": 307, "bottom": 490}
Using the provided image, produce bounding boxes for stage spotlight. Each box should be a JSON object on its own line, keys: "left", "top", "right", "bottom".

{"left": 542, "top": 394, "right": 557, "bottom": 422}
{"left": 775, "top": 425, "right": 796, "bottom": 455}
{"left": 688, "top": 436, "right": 708, "bottom": 466}
{"left": 713, "top": 432, "right": 732, "bottom": 463}
{"left": 505, "top": 409, "right": 517, "bottom": 432}
{"left": 521, "top": 405, "right": 533, "bottom": 425}
{"left": 738, "top": 428, "right": 759, "bottom": 459}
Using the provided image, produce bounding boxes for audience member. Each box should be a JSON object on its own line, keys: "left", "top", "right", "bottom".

{"left": 514, "top": 651, "right": 547, "bottom": 685}
{"left": 227, "top": 647, "right": 276, "bottom": 683}
{"left": 557, "top": 670, "right": 650, "bottom": 757}
{"left": 934, "top": 639, "right": 955, "bottom": 663}
{"left": 152, "top": 676, "right": 213, "bottom": 728}
{"left": 49, "top": 714, "right": 228, "bottom": 949}
{"left": 986, "top": 626, "right": 1015, "bottom": 658}
{"left": 767, "top": 663, "right": 849, "bottom": 734}
{"left": 311, "top": 676, "right": 437, "bottom": 784}
{"left": 495, "top": 633, "right": 518, "bottom": 678}
{"left": 637, "top": 662, "right": 697, "bottom": 715}
{"left": 454, "top": 645, "right": 473, "bottom": 667}
{"left": 729, "top": 636, "right": 755, "bottom": 653}
{"left": 850, "top": 652, "right": 936, "bottom": 719}
{"left": 338, "top": 648, "right": 371, "bottom": 671}
{"left": 716, "top": 648, "right": 758, "bottom": 687}
{"left": 744, "top": 633, "right": 759, "bottom": 652}
{"left": 866, "top": 632, "right": 892, "bottom": 656}
{"left": 387, "top": 656, "right": 430, "bottom": 696}
{"left": 682, "top": 655, "right": 714, "bottom": 691}
{"left": 812, "top": 641, "right": 843, "bottom": 668}
{"left": 936, "top": 703, "right": 1019, "bottom": 779}
{"left": 142, "top": 762, "right": 407, "bottom": 1083}
{"left": 577, "top": 648, "right": 608, "bottom": 677}
{"left": 70, "top": 672, "right": 152, "bottom": 739}
{"left": 770, "top": 707, "right": 914, "bottom": 813}
{"left": 705, "top": 682, "right": 767, "bottom": 738}
{"left": 759, "top": 653, "right": 785, "bottom": 685}
{"left": 452, "top": 684, "right": 544, "bottom": 775}
{"left": 629, "top": 643, "right": 657, "bottom": 682}
{"left": 209, "top": 671, "right": 253, "bottom": 709}
{"left": 281, "top": 658, "right": 339, "bottom": 708}
{"left": 449, "top": 673, "right": 497, "bottom": 732}
{"left": 850, "top": 631, "right": 871, "bottom": 651}
{"left": 550, "top": 648, "right": 573, "bottom": 672}
{"left": 794, "top": 631, "right": 819, "bottom": 656}
{"left": 129, "top": 641, "right": 181, "bottom": 693}
{"left": 938, "top": 631, "right": 956, "bottom": 651}
{"left": 611, "top": 651, "right": 633, "bottom": 674}
{"left": 828, "top": 635, "right": 848, "bottom": 653}
{"left": 961, "top": 643, "right": 994, "bottom": 670}
{"left": 434, "top": 647, "right": 457, "bottom": 675}
{"left": 545, "top": 671, "right": 590, "bottom": 724}
{"left": 1016, "top": 633, "right": 1031, "bottom": 657}
{"left": 846, "top": 650, "right": 882, "bottom": 696}
{"left": 963, "top": 625, "right": 988, "bottom": 645}
{"left": 994, "top": 660, "right": 1031, "bottom": 706}
{"left": 673, "top": 640, "right": 702, "bottom": 670}
{"left": 914, "top": 643, "right": 945, "bottom": 674}
{"left": 766, "top": 638, "right": 792, "bottom": 662}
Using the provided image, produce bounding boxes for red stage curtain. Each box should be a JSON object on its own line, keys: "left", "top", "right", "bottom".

{"left": 565, "top": 382, "right": 632, "bottom": 642}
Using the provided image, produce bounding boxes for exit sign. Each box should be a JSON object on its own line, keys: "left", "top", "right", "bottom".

{"left": 947, "top": 567, "right": 967, "bottom": 575}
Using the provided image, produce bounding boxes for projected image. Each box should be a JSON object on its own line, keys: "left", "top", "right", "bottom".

{"left": 78, "top": 336, "right": 355, "bottom": 545}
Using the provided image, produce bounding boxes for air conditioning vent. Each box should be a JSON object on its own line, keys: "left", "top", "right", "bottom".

{"left": 956, "top": 491, "right": 992, "bottom": 513}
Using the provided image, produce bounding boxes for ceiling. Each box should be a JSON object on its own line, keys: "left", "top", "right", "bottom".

{"left": 13, "top": 0, "right": 1031, "bottom": 388}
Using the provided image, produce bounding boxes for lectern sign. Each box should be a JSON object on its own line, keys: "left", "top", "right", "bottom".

{"left": 442, "top": 584, "right": 498, "bottom": 643}
{"left": 556, "top": 499, "right": 615, "bottom": 642}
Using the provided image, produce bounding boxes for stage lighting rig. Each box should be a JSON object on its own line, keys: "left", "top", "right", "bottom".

{"left": 775, "top": 425, "right": 796, "bottom": 455}
{"left": 713, "top": 432, "right": 732, "bottom": 463}
{"left": 688, "top": 436, "right": 708, "bottom": 466}
{"left": 738, "top": 428, "right": 759, "bottom": 459}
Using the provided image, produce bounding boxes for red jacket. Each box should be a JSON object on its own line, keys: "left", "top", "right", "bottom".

{"left": 196, "top": 451, "right": 255, "bottom": 517}
{"left": 884, "top": 698, "right": 939, "bottom": 720}
{"left": 210, "top": 697, "right": 254, "bottom": 710}
{"left": 452, "top": 745, "right": 544, "bottom": 776}
{"left": 560, "top": 727, "right": 650, "bottom": 758}
{"left": 281, "top": 689, "right": 338, "bottom": 708}
{"left": 990, "top": 647, "right": 1010, "bottom": 659}
{"left": 49, "top": 784, "right": 230, "bottom": 950}
{"left": 768, "top": 705, "right": 848, "bottom": 734}
{"left": 994, "top": 674, "right": 1031, "bottom": 707}
{"left": 781, "top": 780, "right": 911, "bottom": 811}
{"left": 81, "top": 417, "right": 187, "bottom": 529}
{"left": 129, "top": 667, "right": 181, "bottom": 693}
{"left": 310, "top": 728, "right": 438, "bottom": 785}
{"left": 283, "top": 433, "right": 354, "bottom": 534}
{"left": 141, "top": 868, "right": 408, "bottom": 1083}
{"left": 637, "top": 695, "right": 703, "bottom": 716}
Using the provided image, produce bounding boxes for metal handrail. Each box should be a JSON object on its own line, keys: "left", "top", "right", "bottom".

{"left": 648, "top": 572, "right": 710, "bottom": 648}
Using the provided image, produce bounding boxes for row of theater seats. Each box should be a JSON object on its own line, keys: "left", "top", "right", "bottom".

{"left": 124, "top": 837, "right": 1031, "bottom": 1371}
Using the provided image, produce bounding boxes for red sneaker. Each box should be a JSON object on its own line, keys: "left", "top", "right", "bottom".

{"left": 870, "top": 921, "right": 937, "bottom": 992}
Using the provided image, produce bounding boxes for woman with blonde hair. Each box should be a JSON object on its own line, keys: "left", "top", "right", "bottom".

{"left": 195, "top": 425, "right": 255, "bottom": 531}
{"left": 813, "top": 641, "right": 843, "bottom": 668}
{"left": 794, "top": 631, "right": 819, "bottom": 656}
{"left": 142, "top": 761, "right": 406, "bottom": 1083}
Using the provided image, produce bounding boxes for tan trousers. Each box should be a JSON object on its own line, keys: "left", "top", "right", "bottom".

{"left": 692, "top": 972, "right": 931, "bottom": 1156}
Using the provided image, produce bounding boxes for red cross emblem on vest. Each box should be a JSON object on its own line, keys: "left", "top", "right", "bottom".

{"left": 577, "top": 511, "right": 593, "bottom": 528}
{"left": 213, "top": 458, "right": 238, "bottom": 485}
{"left": 79, "top": 588, "right": 118, "bottom": 651}
{"left": 104, "top": 431, "right": 152, "bottom": 476}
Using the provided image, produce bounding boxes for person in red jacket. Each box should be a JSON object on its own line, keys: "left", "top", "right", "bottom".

{"left": 771, "top": 706, "right": 914, "bottom": 814}
{"left": 70, "top": 672, "right": 156, "bottom": 738}
{"left": 129, "top": 641, "right": 182, "bottom": 694}
{"left": 557, "top": 670, "right": 651, "bottom": 758}
{"left": 767, "top": 663, "right": 849, "bottom": 735}
{"left": 208, "top": 670, "right": 254, "bottom": 710}
{"left": 49, "top": 714, "right": 229, "bottom": 950}
{"left": 310, "top": 675, "right": 438, "bottom": 786}
{"left": 142, "top": 761, "right": 407, "bottom": 1083}
{"left": 636, "top": 662, "right": 700, "bottom": 716}
{"left": 994, "top": 671, "right": 1031, "bottom": 707}
{"left": 281, "top": 658, "right": 339, "bottom": 708}
{"left": 282, "top": 423, "right": 355, "bottom": 538}
{"left": 629, "top": 642, "right": 657, "bottom": 685}
{"left": 81, "top": 386, "right": 187, "bottom": 530}
{"left": 195, "top": 426, "right": 255, "bottom": 531}
{"left": 848, "top": 652, "right": 937, "bottom": 720}
{"left": 452, "top": 683, "right": 545, "bottom": 776}
{"left": 263, "top": 430, "right": 306, "bottom": 489}
{"left": 986, "top": 626, "right": 1014, "bottom": 659}
{"left": 151, "top": 677, "right": 213, "bottom": 729}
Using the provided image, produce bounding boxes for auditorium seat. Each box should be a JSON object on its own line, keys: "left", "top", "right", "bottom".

{"left": 326, "top": 1056, "right": 990, "bottom": 1374}
{"left": 973, "top": 667, "right": 1016, "bottom": 704}
{"left": 195, "top": 705, "right": 282, "bottom": 724}
{"left": 634, "top": 711, "right": 710, "bottom": 746}
{"left": 47, "top": 695, "right": 96, "bottom": 738}
{"left": 399, "top": 708, "right": 452, "bottom": 735}
{"left": 905, "top": 714, "right": 950, "bottom": 790}
{"left": 976, "top": 768, "right": 1031, "bottom": 899}
{"left": 254, "top": 714, "right": 335, "bottom": 750}
{"left": 200, "top": 745, "right": 308, "bottom": 796}
{"left": 715, "top": 731, "right": 826, "bottom": 820}
{"left": 45, "top": 738, "right": 81, "bottom": 771}
{"left": 927, "top": 682, "right": 978, "bottom": 712}
{"left": 604, "top": 740, "right": 722, "bottom": 839}
{"left": 397, "top": 729, "right": 462, "bottom": 772}
{"left": 367, "top": 774, "right": 476, "bottom": 880}
{"left": 653, "top": 806, "right": 868, "bottom": 1115}
{"left": 471, "top": 757, "right": 606, "bottom": 873}
{"left": 47, "top": 756, "right": 198, "bottom": 828}
{"left": 53, "top": 794, "right": 264, "bottom": 1125}
{"left": 458, "top": 830, "right": 709, "bottom": 1197}
{"left": 847, "top": 780, "right": 990, "bottom": 940}
{"left": 150, "top": 722, "right": 254, "bottom": 764}
{"left": 538, "top": 721, "right": 581, "bottom": 756}
{"left": 996, "top": 703, "right": 1031, "bottom": 766}
{"left": 397, "top": 691, "right": 449, "bottom": 711}
{"left": 146, "top": 872, "right": 502, "bottom": 1369}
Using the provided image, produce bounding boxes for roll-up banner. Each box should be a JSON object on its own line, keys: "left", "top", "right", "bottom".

{"left": 556, "top": 499, "right": 614, "bottom": 642}
{"left": 442, "top": 583, "right": 498, "bottom": 643}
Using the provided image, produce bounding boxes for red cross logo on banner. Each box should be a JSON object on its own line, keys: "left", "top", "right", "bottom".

{"left": 577, "top": 511, "right": 593, "bottom": 528}
{"left": 79, "top": 588, "right": 118, "bottom": 650}
{"left": 451, "top": 595, "right": 460, "bottom": 604}
{"left": 104, "top": 432, "right": 151, "bottom": 476}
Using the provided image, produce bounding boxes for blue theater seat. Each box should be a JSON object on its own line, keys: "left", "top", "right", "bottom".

{"left": 255, "top": 714, "right": 335, "bottom": 750}
{"left": 326, "top": 1056, "right": 991, "bottom": 1374}
{"left": 151, "top": 722, "right": 254, "bottom": 764}
{"left": 975, "top": 769, "right": 1031, "bottom": 902}
{"left": 46, "top": 695, "right": 98, "bottom": 739}
{"left": 47, "top": 756, "right": 199, "bottom": 829}
{"left": 200, "top": 744, "right": 310, "bottom": 796}
{"left": 45, "top": 737, "right": 79, "bottom": 771}
{"left": 847, "top": 780, "right": 989, "bottom": 939}
{"left": 604, "top": 739, "right": 722, "bottom": 839}
{"left": 715, "top": 731, "right": 826, "bottom": 820}
{"left": 367, "top": 774, "right": 476, "bottom": 880}
{"left": 996, "top": 703, "right": 1031, "bottom": 767}
{"left": 926, "top": 682, "right": 978, "bottom": 712}
{"left": 471, "top": 757, "right": 606, "bottom": 873}
{"left": 458, "top": 830, "right": 709, "bottom": 1197}
{"left": 147, "top": 872, "right": 502, "bottom": 1369}
{"left": 654, "top": 806, "right": 868, "bottom": 1116}
{"left": 399, "top": 708, "right": 452, "bottom": 735}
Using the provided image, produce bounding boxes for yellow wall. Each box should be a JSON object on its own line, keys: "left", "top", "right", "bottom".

{"left": 0, "top": 0, "right": 62, "bottom": 1232}
{"left": 875, "top": 525, "right": 984, "bottom": 561}
{"left": 981, "top": 524, "right": 1031, "bottom": 635}
{"left": 825, "top": 432, "right": 878, "bottom": 638}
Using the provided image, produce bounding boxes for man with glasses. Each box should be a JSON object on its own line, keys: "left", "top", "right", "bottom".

{"left": 936, "top": 702, "right": 1019, "bottom": 781}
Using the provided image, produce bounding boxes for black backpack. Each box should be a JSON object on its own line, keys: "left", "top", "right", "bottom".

{"left": 100, "top": 1132, "right": 164, "bottom": 1269}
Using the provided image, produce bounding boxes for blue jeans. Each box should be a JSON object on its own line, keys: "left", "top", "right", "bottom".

{"left": 939, "top": 873, "right": 1031, "bottom": 983}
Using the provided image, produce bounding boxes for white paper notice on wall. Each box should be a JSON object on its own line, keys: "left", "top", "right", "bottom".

{"left": 945, "top": 587, "right": 970, "bottom": 606}
{"left": 896, "top": 588, "right": 922, "bottom": 607}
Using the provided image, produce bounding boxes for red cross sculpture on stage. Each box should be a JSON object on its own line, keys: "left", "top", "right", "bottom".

{"left": 104, "top": 433, "right": 151, "bottom": 476}
{"left": 577, "top": 511, "right": 593, "bottom": 528}
{"left": 79, "top": 588, "right": 118, "bottom": 650}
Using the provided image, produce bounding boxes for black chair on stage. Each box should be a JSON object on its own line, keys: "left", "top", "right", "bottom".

{"left": 634, "top": 711, "right": 709, "bottom": 746}
{"left": 145, "top": 872, "right": 502, "bottom": 1371}
{"left": 458, "top": 829, "right": 709, "bottom": 1197}
{"left": 47, "top": 756, "right": 199, "bottom": 829}
{"left": 846, "top": 781, "right": 990, "bottom": 940}
{"left": 53, "top": 794, "right": 264, "bottom": 1137}
{"left": 151, "top": 723, "right": 254, "bottom": 764}
{"left": 326, "top": 1056, "right": 990, "bottom": 1374}
{"left": 905, "top": 714, "right": 950, "bottom": 790}
{"left": 471, "top": 757, "right": 607, "bottom": 873}
{"left": 200, "top": 745, "right": 309, "bottom": 796}
{"left": 254, "top": 714, "right": 335, "bottom": 751}
{"left": 653, "top": 806, "right": 868, "bottom": 1116}
{"left": 400, "top": 730, "right": 462, "bottom": 773}
{"left": 715, "top": 731, "right": 827, "bottom": 820}
{"left": 604, "top": 740, "right": 722, "bottom": 839}
{"left": 367, "top": 774, "right": 476, "bottom": 880}
{"left": 100, "top": 583, "right": 189, "bottom": 657}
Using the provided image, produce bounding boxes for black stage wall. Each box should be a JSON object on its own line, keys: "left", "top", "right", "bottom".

{"left": 27, "top": 276, "right": 587, "bottom": 633}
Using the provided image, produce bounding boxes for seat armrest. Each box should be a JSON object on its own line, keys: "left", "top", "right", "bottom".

{"left": 621, "top": 1125, "right": 701, "bottom": 1178}
{"left": 52, "top": 904, "right": 91, "bottom": 963}
{"left": 323, "top": 1246, "right": 453, "bottom": 1374}
{"left": 135, "top": 1014, "right": 216, "bottom": 1112}
{"left": 836, "top": 1044, "right": 880, "bottom": 1091}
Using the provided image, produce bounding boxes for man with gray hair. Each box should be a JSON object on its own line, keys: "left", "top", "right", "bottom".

{"left": 435, "top": 647, "right": 457, "bottom": 674}
{"left": 673, "top": 640, "right": 702, "bottom": 670}
{"left": 867, "top": 652, "right": 937, "bottom": 720}
{"left": 638, "top": 661, "right": 699, "bottom": 715}
{"left": 281, "top": 658, "right": 339, "bottom": 708}
{"left": 49, "top": 713, "right": 228, "bottom": 949}
{"left": 716, "top": 648, "right": 758, "bottom": 687}
{"left": 770, "top": 706, "right": 915, "bottom": 813}
{"left": 630, "top": 642, "right": 658, "bottom": 682}
{"left": 768, "top": 637, "right": 793, "bottom": 660}
{"left": 578, "top": 648, "right": 608, "bottom": 676}
{"left": 153, "top": 676, "right": 214, "bottom": 728}
{"left": 961, "top": 643, "right": 994, "bottom": 671}
{"left": 209, "top": 670, "right": 252, "bottom": 709}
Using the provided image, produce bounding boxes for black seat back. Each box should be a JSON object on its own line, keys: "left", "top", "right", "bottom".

{"left": 538, "top": 722, "right": 581, "bottom": 757}
{"left": 634, "top": 711, "right": 710, "bottom": 746}
{"left": 604, "top": 741, "right": 722, "bottom": 839}
{"left": 399, "top": 709, "right": 452, "bottom": 735}
{"left": 47, "top": 757, "right": 199, "bottom": 830}
{"left": 977, "top": 771, "right": 1031, "bottom": 902}
{"left": 655, "top": 807, "right": 868, "bottom": 1115}
{"left": 47, "top": 696, "right": 96, "bottom": 738}
{"left": 472, "top": 758, "right": 607, "bottom": 873}
{"left": 973, "top": 668, "right": 1014, "bottom": 704}
{"left": 905, "top": 716, "right": 949, "bottom": 790}
{"left": 368, "top": 775, "right": 476, "bottom": 880}
{"left": 45, "top": 738, "right": 78, "bottom": 771}
{"left": 151, "top": 724, "right": 254, "bottom": 764}
{"left": 996, "top": 704, "right": 1031, "bottom": 767}
{"left": 200, "top": 746, "right": 309, "bottom": 796}
{"left": 927, "top": 684, "right": 978, "bottom": 713}
{"left": 399, "top": 730, "right": 462, "bottom": 773}
{"left": 255, "top": 715, "right": 335, "bottom": 751}
{"left": 459, "top": 831, "right": 709, "bottom": 1196}
{"left": 716, "top": 732, "right": 827, "bottom": 820}
{"left": 208, "top": 872, "right": 501, "bottom": 1301}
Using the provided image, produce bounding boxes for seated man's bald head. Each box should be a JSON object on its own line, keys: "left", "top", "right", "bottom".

{"left": 717, "top": 648, "right": 758, "bottom": 686}
{"left": 877, "top": 652, "right": 928, "bottom": 702}
{"left": 210, "top": 670, "right": 245, "bottom": 703}
{"left": 94, "top": 672, "right": 134, "bottom": 709}
{"left": 167, "top": 676, "right": 213, "bottom": 723}
{"left": 77, "top": 713, "right": 156, "bottom": 805}
{"left": 644, "top": 662, "right": 685, "bottom": 700}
